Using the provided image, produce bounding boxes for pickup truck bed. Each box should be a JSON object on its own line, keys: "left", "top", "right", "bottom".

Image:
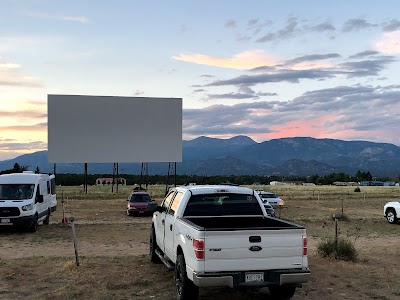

{"left": 183, "top": 216, "right": 302, "bottom": 230}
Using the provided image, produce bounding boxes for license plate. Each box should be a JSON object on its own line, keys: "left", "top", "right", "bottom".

{"left": 245, "top": 272, "right": 264, "bottom": 283}
{"left": 1, "top": 218, "right": 10, "bottom": 223}
{"left": 139, "top": 211, "right": 145, "bottom": 214}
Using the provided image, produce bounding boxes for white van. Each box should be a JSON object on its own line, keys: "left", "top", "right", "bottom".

{"left": 0, "top": 171, "right": 56, "bottom": 232}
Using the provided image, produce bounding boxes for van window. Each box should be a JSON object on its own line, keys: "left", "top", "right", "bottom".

{"left": 50, "top": 178, "right": 56, "bottom": 195}
{"left": 39, "top": 183, "right": 47, "bottom": 195}
{"left": 0, "top": 184, "right": 35, "bottom": 200}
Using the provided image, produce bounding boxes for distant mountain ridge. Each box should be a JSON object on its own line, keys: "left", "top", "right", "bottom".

{"left": 0, "top": 136, "right": 399, "bottom": 176}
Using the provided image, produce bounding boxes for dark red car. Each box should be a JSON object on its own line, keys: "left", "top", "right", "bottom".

{"left": 126, "top": 190, "right": 157, "bottom": 216}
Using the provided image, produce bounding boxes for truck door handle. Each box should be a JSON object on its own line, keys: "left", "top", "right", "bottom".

{"left": 162, "top": 219, "right": 165, "bottom": 225}
{"left": 169, "top": 224, "right": 173, "bottom": 231}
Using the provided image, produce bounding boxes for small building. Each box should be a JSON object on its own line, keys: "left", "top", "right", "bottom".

{"left": 96, "top": 177, "right": 126, "bottom": 185}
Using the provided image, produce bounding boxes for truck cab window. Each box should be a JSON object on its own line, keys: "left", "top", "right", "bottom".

{"left": 161, "top": 191, "right": 175, "bottom": 211}
{"left": 168, "top": 192, "right": 183, "bottom": 215}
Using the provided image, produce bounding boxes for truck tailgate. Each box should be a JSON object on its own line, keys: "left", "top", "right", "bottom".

{"left": 204, "top": 229, "right": 306, "bottom": 272}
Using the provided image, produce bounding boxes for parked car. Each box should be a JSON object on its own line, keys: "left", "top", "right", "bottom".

{"left": 256, "top": 190, "right": 285, "bottom": 208}
{"left": 263, "top": 202, "right": 275, "bottom": 217}
{"left": 384, "top": 201, "right": 400, "bottom": 224}
{"left": 150, "top": 185, "right": 309, "bottom": 299}
{"left": 126, "top": 190, "right": 157, "bottom": 216}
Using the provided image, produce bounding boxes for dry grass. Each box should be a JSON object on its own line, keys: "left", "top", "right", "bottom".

{"left": 0, "top": 184, "right": 399, "bottom": 299}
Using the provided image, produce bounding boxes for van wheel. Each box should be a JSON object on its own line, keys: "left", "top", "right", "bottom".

{"left": 175, "top": 254, "right": 199, "bottom": 300}
{"left": 28, "top": 214, "right": 38, "bottom": 233}
{"left": 269, "top": 286, "right": 296, "bottom": 299}
{"left": 149, "top": 227, "right": 161, "bottom": 263}
{"left": 43, "top": 209, "right": 50, "bottom": 225}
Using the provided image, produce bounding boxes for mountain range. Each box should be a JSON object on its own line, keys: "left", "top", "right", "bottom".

{"left": 1, "top": 136, "right": 400, "bottom": 177}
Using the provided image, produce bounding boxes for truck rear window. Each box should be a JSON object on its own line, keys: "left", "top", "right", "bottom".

{"left": 183, "top": 193, "right": 263, "bottom": 216}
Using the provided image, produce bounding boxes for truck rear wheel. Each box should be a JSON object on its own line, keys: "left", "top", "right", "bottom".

{"left": 175, "top": 254, "right": 199, "bottom": 300}
{"left": 269, "top": 286, "right": 296, "bottom": 299}
{"left": 386, "top": 209, "right": 398, "bottom": 224}
{"left": 149, "top": 227, "right": 161, "bottom": 263}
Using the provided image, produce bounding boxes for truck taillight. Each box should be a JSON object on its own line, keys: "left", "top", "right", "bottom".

{"left": 193, "top": 239, "right": 204, "bottom": 260}
{"left": 303, "top": 236, "right": 307, "bottom": 256}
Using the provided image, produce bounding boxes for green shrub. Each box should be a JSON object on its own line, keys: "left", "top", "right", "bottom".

{"left": 354, "top": 187, "right": 361, "bottom": 192}
{"left": 331, "top": 213, "right": 349, "bottom": 221}
{"left": 317, "top": 237, "right": 358, "bottom": 261}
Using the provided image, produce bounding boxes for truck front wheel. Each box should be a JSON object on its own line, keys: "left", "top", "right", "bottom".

{"left": 269, "top": 286, "right": 296, "bottom": 299}
{"left": 175, "top": 254, "right": 199, "bottom": 300}
{"left": 149, "top": 227, "right": 161, "bottom": 263}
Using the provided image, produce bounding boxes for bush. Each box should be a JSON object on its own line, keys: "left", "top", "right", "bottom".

{"left": 317, "top": 238, "right": 358, "bottom": 261}
{"left": 331, "top": 213, "right": 349, "bottom": 221}
{"left": 354, "top": 187, "right": 361, "bottom": 192}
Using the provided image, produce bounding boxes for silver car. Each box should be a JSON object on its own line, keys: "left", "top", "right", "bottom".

{"left": 257, "top": 191, "right": 285, "bottom": 208}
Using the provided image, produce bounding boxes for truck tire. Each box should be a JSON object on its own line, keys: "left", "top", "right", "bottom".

{"left": 269, "top": 286, "right": 296, "bottom": 299}
{"left": 175, "top": 254, "right": 199, "bottom": 300}
{"left": 386, "top": 209, "right": 398, "bottom": 224}
{"left": 149, "top": 227, "right": 161, "bottom": 263}
{"left": 28, "top": 214, "right": 38, "bottom": 233}
{"left": 43, "top": 209, "right": 50, "bottom": 225}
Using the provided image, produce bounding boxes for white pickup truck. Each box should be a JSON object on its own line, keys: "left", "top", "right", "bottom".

{"left": 150, "top": 185, "right": 310, "bottom": 300}
{"left": 384, "top": 201, "right": 400, "bottom": 224}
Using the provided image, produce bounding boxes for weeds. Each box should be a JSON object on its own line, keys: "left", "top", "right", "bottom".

{"left": 318, "top": 237, "right": 358, "bottom": 261}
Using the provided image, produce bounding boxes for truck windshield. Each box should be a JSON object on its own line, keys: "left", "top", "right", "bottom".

{"left": 0, "top": 184, "right": 35, "bottom": 200}
{"left": 184, "top": 193, "right": 263, "bottom": 216}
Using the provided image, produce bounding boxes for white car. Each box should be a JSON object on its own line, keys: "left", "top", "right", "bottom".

{"left": 384, "top": 201, "right": 400, "bottom": 224}
{"left": 256, "top": 190, "right": 285, "bottom": 207}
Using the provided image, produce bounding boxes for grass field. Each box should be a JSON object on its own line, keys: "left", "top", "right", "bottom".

{"left": 0, "top": 184, "right": 399, "bottom": 299}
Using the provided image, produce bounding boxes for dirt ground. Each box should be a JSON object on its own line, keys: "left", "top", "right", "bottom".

{"left": 0, "top": 186, "right": 400, "bottom": 299}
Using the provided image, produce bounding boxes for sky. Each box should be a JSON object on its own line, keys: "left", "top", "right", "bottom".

{"left": 1, "top": 0, "right": 400, "bottom": 160}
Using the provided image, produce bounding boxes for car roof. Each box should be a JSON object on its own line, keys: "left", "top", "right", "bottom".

{"left": 130, "top": 190, "right": 149, "bottom": 195}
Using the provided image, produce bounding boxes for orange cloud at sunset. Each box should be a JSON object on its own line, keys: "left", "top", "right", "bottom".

{"left": 253, "top": 115, "right": 338, "bottom": 141}
{"left": 173, "top": 50, "right": 279, "bottom": 69}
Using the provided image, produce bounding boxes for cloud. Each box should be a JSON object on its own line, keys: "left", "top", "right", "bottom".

{"left": 206, "top": 69, "right": 335, "bottom": 87}
{"left": 339, "top": 57, "right": 396, "bottom": 77}
{"left": 0, "top": 58, "right": 42, "bottom": 87}
{"left": 349, "top": 50, "right": 380, "bottom": 58}
{"left": 382, "top": 19, "right": 400, "bottom": 32}
{"left": 0, "top": 123, "right": 47, "bottom": 132}
{"left": 225, "top": 20, "right": 237, "bottom": 28}
{"left": 0, "top": 109, "right": 47, "bottom": 119}
{"left": 284, "top": 53, "right": 341, "bottom": 66}
{"left": 183, "top": 85, "right": 400, "bottom": 145}
{"left": 173, "top": 50, "right": 279, "bottom": 69}
{"left": 21, "top": 10, "right": 90, "bottom": 24}
{"left": 0, "top": 141, "right": 47, "bottom": 151}
{"left": 342, "top": 18, "right": 377, "bottom": 32}
{"left": 309, "top": 21, "right": 335, "bottom": 32}
{"left": 207, "top": 93, "right": 259, "bottom": 100}
{"left": 256, "top": 16, "right": 298, "bottom": 43}
{"left": 205, "top": 54, "right": 395, "bottom": 87}
{"left": 375, "top": 31, "right": 400, "bottom": 54}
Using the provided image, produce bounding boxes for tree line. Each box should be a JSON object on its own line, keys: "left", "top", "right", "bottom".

{"left": 1, "top": 164, "right": 398, "bottom": 186}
